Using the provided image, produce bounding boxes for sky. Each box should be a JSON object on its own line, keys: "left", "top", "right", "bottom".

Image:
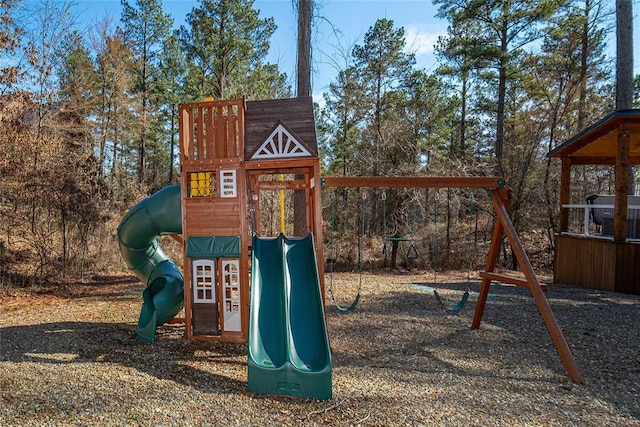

{"left": 73, "top": 0, "right": 639, "bottom": 104}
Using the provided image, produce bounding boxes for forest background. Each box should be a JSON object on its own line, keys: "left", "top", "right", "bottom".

{"left": 1, "top": 0, "right": 639, "bottom": 287}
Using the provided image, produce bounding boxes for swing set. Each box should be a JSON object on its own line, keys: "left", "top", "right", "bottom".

{"left": 329, "top": 186, "right": 474, "bottom": 313}
{"left": 321, "top": 175, "right": 584, "bottom": 385}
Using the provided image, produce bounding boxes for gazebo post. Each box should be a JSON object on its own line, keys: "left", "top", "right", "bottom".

{"left": 614, "top": 127, "right": 630, "bottom": 242}
{"left": 559, "top": 157, "right": 572, "bottom": 233}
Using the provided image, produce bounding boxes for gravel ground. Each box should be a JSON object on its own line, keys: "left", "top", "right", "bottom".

{"left": 1, "top": 271, "right": 639, "bottom": 426}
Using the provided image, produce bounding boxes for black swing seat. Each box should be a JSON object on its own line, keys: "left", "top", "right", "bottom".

{"left": 383, "top": 237, "right": 419, "bottom": 260}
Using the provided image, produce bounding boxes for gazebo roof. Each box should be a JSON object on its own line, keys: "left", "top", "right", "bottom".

{"left": 548, "top": 109, "right": 640, "bottom": 165}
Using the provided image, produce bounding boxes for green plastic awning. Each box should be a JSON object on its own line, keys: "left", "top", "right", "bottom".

{"left": 186, "top": 236, "right": 241, "bottom": 258}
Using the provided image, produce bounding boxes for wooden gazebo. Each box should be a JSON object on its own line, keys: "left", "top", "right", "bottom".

{"left": 549, "top": 109, "right": 640, "bottom": 295}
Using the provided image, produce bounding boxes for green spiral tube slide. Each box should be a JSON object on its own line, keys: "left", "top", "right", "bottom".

{"left": 117, "top": 184, "right": 184, "bottom": 343}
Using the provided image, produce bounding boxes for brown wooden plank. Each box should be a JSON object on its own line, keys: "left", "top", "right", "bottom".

{"left": 192, "top": 303, "right": 220, "bottom": 336}
{"left": 196, "top": 107, "right": 204, "bottom": 160}
{"left": 168, "top": 234, "right": 183, "bottom": 245}
{"left": 179, "top": 98, "right": 244, "bottom": 110}
{"left": 321, "top": 176, "right": 505, "bottom": 189}
{"left": 216, "top": 106, "right": 225, "bottom": 159}
{"left": 566, "top": 156, "right": 640, "bottom": 166}
{"left": 554, "top": 235, "right": 616, "bottom": 291}
{"left": 493, "top": 189, "right": 584, "bottom": 384}
{"left": 471, "top": 211, "right": 505, "bottom": 330}
{"left": 614, "top": 128, "right": 630, "bottom": 242}
{"left": 478, "top": 271, "right": 548, "bottom": 292}
{"left": 236, "top": 101, "right": 245, "bottom": 156}
{"left": 222, "top": 106, "right": 229, "bottom": 159}
{"left": 227, "top": 107, "right": 240, "bottom": 157}
{"left": 181, "top": 159, "right": 242, "bottom": 172}
{"left": 205, "top": 106, "right": 214, "bottom": 159}
{"left": 187, "top": 107, "right": 195, "bottom": 160}
{"left": 183, "top": 250, "right": 193, "bottom": 339}
{"left": 244, "top": 97, "right": 317, "bottom": 157}
{"left": 559, "top": 157, "right": 571, "bottom": 233}
{"left": 614, "top": 242, "right": 640, "bottom": 294}
{"left": 179, "top": 106, "right": 191, "bottom": 161}
{"left": 254, "top": 179, "right": 308, "bottom": 191}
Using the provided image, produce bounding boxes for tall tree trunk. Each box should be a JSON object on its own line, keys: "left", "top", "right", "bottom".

{"left": 296, "top": 0, "right": 312, "bottom": 97}
{"left": 616, "top": 0, "right": 634, "bottom": 194}
{"left": 495, "top": 13, "right": 508, "bottom": 163}
{"left": 294, "top": 0, "right": 313, "bottom": 236}
{"left": 577, "top": 0, "right": 591, "bottom": 130}
{"left": 459, "top": 71, "right": 468, "bottom": 158}
{"left": 616, "top": 0, "right": 633, "bottom": 110}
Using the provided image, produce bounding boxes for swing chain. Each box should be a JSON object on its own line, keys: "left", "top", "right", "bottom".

{"left": 381, "top": 190, "right": 387, "bottom": 257}
{"left": 327, "top": 189, "right": 363, "bottom": 313}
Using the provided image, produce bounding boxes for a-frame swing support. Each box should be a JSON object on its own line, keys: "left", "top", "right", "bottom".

{"left": 321, "top": 176, "right": 584, "bottom": 385}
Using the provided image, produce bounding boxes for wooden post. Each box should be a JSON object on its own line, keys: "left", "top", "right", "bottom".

{"left": 559, "top": 157, "right": 572, "bottom": 233}
{"left": 614, "top": 128, "right": 630, "bottom": 242}
{"left": 492, "top": 189, "right": 584, "bottom": 384}
{"left": 472, "top": 188, "right": 510, "bottom": 330}
{"left": 471, "top": 214, "right": 504, "bottom": 330}
{"left": 312, "top": 163, "right": 326, "bottom": 300}
{"left": 249, "top": 174, "right": 261, "bottom": 235}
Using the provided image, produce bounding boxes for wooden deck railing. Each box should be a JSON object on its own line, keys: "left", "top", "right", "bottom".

{"left": 179, "top": 99, "right": 245, "bottom": 162}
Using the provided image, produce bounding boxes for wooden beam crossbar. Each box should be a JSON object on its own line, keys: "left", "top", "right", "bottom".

{"left": 478, "top": 271, "right": 548, "bottom": 292}
{"left": 253, "top": 180, "right": 307, "bottom": 191}
{"left": 321, "top": 176, "right": 505, "bottom": 189}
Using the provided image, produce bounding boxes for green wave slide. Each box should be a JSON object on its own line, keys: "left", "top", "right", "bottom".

{"left": 117, "top": 184, "right": 184, "bottom": 343}
{"left": 248, "top": 233, "right": 332, "bottom": 400}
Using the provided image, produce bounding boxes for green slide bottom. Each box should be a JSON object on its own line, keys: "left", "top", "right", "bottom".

{"left": 248, "top": 233, "right": 332, "bottom": 400}
{"left": 117, "top": 184, "right": 184, "bottom": 343}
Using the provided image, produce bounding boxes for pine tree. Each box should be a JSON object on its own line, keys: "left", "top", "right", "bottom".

{"left": 434, "top": 0, "right": 561, "bottom": 163}
{"left": 121, "top": 0, "right": 173, "bottom": 184}
{"left": 435, "top": 23, "right": 491, "bottom": 159}
{"left": 156, "top": 34, "right": 188, "bottom": 184}
{"left": 93, "top": 27, "right": 137, "bottom": 191}
{"left": 177, "top": 0, "right": 277, "bottom": 99}
{"left": 352, "top": 18, "right": 415, "bottom": 177}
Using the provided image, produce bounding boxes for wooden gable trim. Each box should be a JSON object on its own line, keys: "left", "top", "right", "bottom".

{"left": 247, "top": 120, "right": 315, "bottom": 160}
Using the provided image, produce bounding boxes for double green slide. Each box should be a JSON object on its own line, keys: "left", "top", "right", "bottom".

{"left": 248, "top": 233, "right": 332, "bottom": 400}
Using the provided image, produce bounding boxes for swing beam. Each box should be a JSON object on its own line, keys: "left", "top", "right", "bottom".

{"left": 321, "top": 176, "right": 583, "bottom": 385}
{"left": 321, "top": 176, "right": 505, "bottom": 189}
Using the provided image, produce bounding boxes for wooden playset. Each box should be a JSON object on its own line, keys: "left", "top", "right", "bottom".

{"left": 118, "top": 96, "right": 586, "bottom": 400}
{"left": 175, "top": 96, "right": 325, "bottom": 343}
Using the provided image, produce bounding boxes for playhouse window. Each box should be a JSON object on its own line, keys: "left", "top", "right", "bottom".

{"left": 192, "top": 259, "right": 216, "bottom": 303}
{"left": 219, "top": 169, "right": 237, "bottom": 198}
{"left": 189, "top": 172, "right": 216, "bottom": 197}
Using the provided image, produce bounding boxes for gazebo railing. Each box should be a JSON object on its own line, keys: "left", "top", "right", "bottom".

{"left": 561, "top": 203, "right": 640, "bottom": 241}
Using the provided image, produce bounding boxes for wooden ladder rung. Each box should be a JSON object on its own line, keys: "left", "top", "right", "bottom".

{"left": 479, "top": 271, "right": 548, "bottom": 292}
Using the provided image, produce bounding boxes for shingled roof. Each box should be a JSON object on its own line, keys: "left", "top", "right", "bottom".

{"left": 244, "top": 97, "right": 318, "bottom": 159}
